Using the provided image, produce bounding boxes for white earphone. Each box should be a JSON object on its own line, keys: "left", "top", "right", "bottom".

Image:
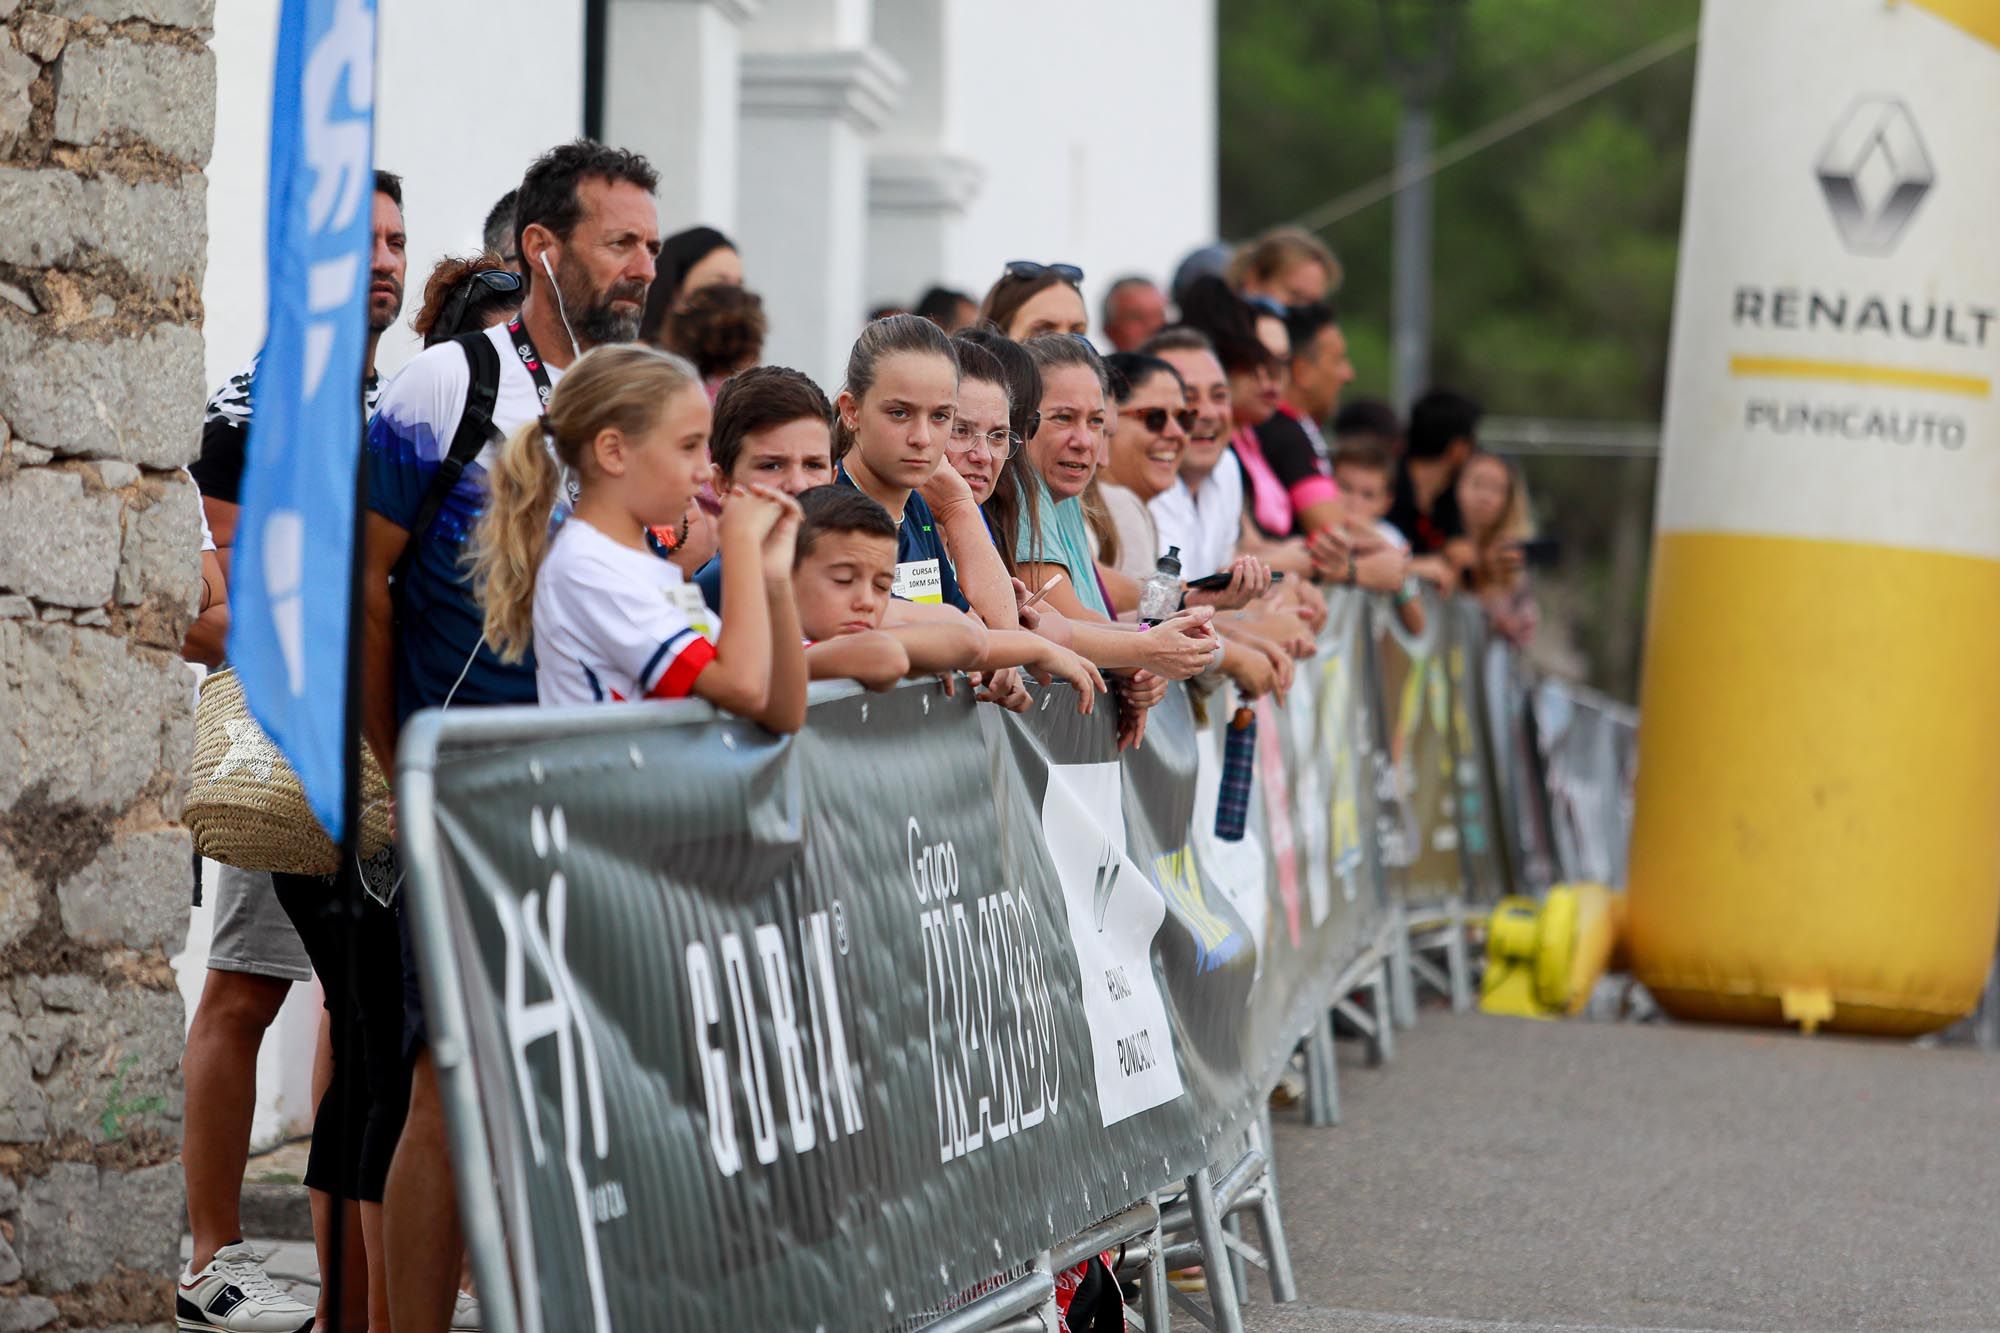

{"left": 537, "top": 249, "right": 582, "bottom": 359}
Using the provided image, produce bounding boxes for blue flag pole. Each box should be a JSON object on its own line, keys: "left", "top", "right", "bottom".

{"left": 232, "top": 0, "right": 377, "bottom": 845}
{"left": 234, "top": 4, "right": 378, "bottom": 1329}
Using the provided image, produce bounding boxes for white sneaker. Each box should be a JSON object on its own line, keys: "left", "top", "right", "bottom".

{"left": 451, "top": 1288, "right": 482, "bottom": 1330}
{"left": 176, "top": 1242, "right": 314, "bottom": 1332}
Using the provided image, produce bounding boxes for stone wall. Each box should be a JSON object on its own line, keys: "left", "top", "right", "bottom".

{"left": 0, "top": 1, "right": 213, "bottom": 1329}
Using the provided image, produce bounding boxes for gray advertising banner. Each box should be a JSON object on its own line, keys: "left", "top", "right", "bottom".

{"left": 399, "top": 593, "right": 1385, "bottom": 1331}
{"left": 395, "top": 588, "right": 1626, "bottom": 1332}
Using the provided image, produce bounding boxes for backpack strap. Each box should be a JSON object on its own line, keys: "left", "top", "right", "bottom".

{"left": 392, "top": 331, "right": 504, "bottom": 585}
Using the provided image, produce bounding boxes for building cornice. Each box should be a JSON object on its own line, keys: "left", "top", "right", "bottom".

{"left": 740, "top": 46, "right": 906, "bottom": 134}
{"left": 868, "top": 152, "right": 985, "bottom": 215}
{"left": 640, "top": 0, "right": 762, "bottom": 24}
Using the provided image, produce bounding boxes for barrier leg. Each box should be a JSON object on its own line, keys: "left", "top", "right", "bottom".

{"left": 1142, "top": 1197, "right": 1170, "bottom": 1331}
{"left": 1184, "top": 1166, "right": 1243, "bottom": 1333}
{"left": 1371, "top": 960, "right": 1398, "bottom": 1065}
{"left": 1251, "top": 1108, "right": 1299, "bottom": 1304}
{"left": 1446, "top": 900, "right": 1473, "bottom": 1014}
{"left": 1220, "top": 1212, "right": 1249, "bottom": 1307}
{"left": 1034, "top": 1250, "right": 1060, "bottom": 1332}
{"left": 1390, "top": 909, "right": 1419, "bottom": 1029}
{"left": 1303, "top": 1006, "right": 1341, "bottom": 1126}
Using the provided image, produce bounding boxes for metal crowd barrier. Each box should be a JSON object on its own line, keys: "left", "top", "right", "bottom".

{"left": 398, "top": 586, "right": 1637, "bottom": 1333}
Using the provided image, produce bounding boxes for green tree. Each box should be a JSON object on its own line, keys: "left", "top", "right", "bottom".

{"left": 1220, "top": 0, "right": 1701, "bottom": 695}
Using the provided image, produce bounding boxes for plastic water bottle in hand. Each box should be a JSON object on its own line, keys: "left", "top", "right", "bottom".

{"left": 1140, "top": 545, "right": 1183, "bottom": 627}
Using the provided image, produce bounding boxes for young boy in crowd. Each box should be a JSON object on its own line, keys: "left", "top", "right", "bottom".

{"left": 690, "top": 365, "right": 839, "bottom": 615}
{"left": 790, "top": 486, "right": 1106, "bottom": 708}
{"left": 1333, "top": 440, "right": 1434, "bottom": 634}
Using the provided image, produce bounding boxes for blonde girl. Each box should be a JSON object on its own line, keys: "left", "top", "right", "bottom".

{"left": 470, "top": 343, "right": 807, "bottom": 730}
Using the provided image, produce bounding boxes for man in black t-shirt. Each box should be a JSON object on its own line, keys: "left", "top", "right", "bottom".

{"left": 1387, "top": 388, "right": 1480, "bottom": 555}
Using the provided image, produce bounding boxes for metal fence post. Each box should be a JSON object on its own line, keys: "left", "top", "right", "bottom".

{"left": 1372, "top": 959, "right": 1399, "bottom": 1064}
{"left": 1142, "top": 1195, "right": 1171, "bottom": 1331}
{"left": 1303, "top": 1005, "right": 1341, "bottom": 1126}
{"left": 1390, "top": 905, "right": 1419, "bottom": 1028}
{"left": 1446, "top": 898, "right": 1474, "bottom": 1013}
{"left": 1185, "top": 1166, "right": 1244, "bottom": 1333}
{"left": 1252, "top": 1107, "right": 1299, "bottom": 1303}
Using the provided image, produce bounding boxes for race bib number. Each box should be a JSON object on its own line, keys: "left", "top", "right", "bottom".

{"left": 893, "top": 558, "right": 943, "bottom": 605}
{"left": 667, "top": 583, "right": 718, "bottom": 640}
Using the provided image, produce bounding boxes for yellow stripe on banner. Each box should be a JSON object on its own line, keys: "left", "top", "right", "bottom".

{"left": 1904, "top": 0, "right": 2000, "bottom": 53}
{"left": 1728, "top": 354, "right": 1991, "bottom": 399}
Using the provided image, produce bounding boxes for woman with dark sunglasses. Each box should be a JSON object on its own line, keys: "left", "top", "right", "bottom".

{"left": 978, "top": 260, "right": 1090, "bottom": 340}
{"left": 410, "top": 254, "right": 523, "bottom": 347}
{"left": 1099, "top": 352, "right": 1273, "bottom": 609}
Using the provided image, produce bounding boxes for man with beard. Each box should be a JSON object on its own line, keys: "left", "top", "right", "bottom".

{"left": 356, "top": 139, "right": 660, "bottom": 1333}
{"left": 174, "top": 169, "right": 406, "bottom": 1333}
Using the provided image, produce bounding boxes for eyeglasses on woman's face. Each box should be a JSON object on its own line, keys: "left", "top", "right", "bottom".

{"left": 947, "top": 420, "right": 1023, "bottom": 458}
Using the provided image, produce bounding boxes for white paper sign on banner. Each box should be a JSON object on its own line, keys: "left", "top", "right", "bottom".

{"left": 1041, "top": 761, "right": 1185, "bottom": 1127}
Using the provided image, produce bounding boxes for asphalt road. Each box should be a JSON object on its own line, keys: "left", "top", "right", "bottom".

{"left": 1244, "top": 1012, "right": 2000, "bottom": 1332}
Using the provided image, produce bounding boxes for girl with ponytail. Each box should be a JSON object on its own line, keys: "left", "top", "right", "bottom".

{"left": 469, "top": 343, "right": 807, "bottom": 731}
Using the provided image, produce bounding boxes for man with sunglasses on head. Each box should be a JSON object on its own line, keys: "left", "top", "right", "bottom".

{"left": 176, "top": 168, "right": 407, "bottom": 1333}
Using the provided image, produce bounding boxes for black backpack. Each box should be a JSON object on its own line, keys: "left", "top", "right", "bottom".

{"left": 390, "top": 331, "right": 504, "bottom": 588}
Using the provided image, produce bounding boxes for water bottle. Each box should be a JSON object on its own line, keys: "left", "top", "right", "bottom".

{"left": 1215, "top": 705, "right": 1257, "bottom": 842}
{"left": 1139, "top": 545, "right": 1183, "bottom": 626}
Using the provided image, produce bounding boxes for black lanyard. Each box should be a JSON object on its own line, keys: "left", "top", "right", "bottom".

{"left": 506, "top": 315, "right": 556, "bottom": 408}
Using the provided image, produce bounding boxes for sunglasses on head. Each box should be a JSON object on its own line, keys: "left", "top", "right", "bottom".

{"left": 434, "top": 267, "right": 524, "bottom": 343}
{"left": 1130, "top": 406, "right": 1198, "bottom": 436}
{"left": 1004, "top": 260, "right": 1085, "bottom": 286}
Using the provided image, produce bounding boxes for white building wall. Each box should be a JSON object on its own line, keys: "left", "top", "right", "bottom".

{"left": 927, "top": 0, "right": 1217, "bottom": 334}
{"left": 202, "top": 0, "right": 587, "bottom": 394}
{"left": 606, "top": 0, "right": 754, "bottom": 234}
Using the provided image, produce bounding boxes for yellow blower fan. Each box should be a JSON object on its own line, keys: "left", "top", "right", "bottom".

{"left": 1480, "top": 884, "right": 1624, "bottom": 1020}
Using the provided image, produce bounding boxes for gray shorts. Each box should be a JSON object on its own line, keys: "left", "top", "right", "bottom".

{"left": 207, "top": 863, "right": 312, "bottom": 983}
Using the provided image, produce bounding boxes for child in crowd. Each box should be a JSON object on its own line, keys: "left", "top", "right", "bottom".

{"left": 832, "top": 315, "right": 1020, "bottom": 631}
{"left": 791, "top": 486, "right": 1106, "bottom": 710}
{"left": 1335, "top": 440, "right": 1433, "bottom": 635}
{"left": 691, "top": 363, "right": 840, "bottom": 615}
{"left": 1449, "top": 450, "right": 1539, "bottom": 647}
{"left": 469, "top": 343, "right": 807, "bottom": 730}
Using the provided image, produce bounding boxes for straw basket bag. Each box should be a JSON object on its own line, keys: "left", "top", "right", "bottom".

{"left": 185, "top": 669, "right": 394, "bottom": 875}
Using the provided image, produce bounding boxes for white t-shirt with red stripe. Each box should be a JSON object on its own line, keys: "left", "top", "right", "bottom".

{"left": 533, "top": 517, "right": 718, "bottom": 706}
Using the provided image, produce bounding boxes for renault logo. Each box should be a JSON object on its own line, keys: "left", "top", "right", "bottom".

{"left": 1815, "top": 96, "right": 1934, "bottom": 256}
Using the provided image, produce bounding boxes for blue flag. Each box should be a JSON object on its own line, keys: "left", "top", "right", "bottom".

{"left": 231, "top": 0, "right": 376, "bottom": 843}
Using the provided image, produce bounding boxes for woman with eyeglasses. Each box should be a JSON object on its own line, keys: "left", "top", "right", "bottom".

{"left": 411, "top": 254, "right": 523, "bottom": 347}
{"left": 979, "top": 260, "right": 1091, "bottom": 340}
{"left": 942, "top": 338, "right": 1020, "bottom": 508}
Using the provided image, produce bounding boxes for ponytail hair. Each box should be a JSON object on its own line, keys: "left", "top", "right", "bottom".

{"left": 833, "top": 312, "right": 958, "bottom": 463}
{"left": 470, "top": 342, "right": 703, "bottom": 661}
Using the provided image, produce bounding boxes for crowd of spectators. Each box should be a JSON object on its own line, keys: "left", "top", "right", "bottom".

{"left": 174, "top": 139, "right": 1543, "bottom": 1333}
